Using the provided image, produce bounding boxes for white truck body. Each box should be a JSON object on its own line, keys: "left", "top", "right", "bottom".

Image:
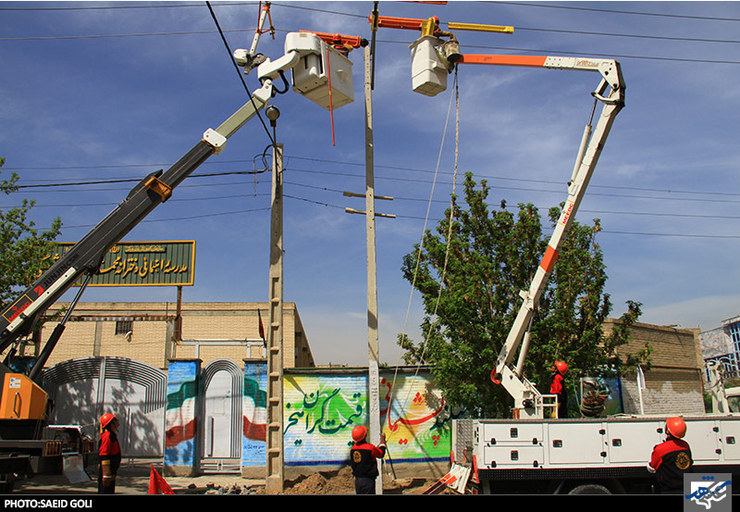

{"left": 452, "top": 415, "right": 740, "bottom": 493}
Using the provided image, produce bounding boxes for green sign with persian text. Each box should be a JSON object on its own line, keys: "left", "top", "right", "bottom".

{"left": 47, "top": 241, "right": 195, "bottom": 287}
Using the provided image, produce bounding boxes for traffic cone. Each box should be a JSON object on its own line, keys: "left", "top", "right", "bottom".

{"left": 148, "top": 466, "right": 175, "bottom": 495}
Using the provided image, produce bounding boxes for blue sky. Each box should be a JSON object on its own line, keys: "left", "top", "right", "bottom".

{"left": 2, "top": 1, "right": 739, "bottom": 367}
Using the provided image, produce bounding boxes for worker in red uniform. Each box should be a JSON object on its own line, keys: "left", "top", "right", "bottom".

{"left": 98, "top": 413, "right": 122, "bottom": 494}
{"left": 349, "top": 425, "right": 387, "bottom": 494}
{"left": 431, "top": 16, "right": 456, "bottom": 40}
{"left": 648, "top": 417, "right": 693, "bottom": 494}
{"left": 330, "top": 34, "right": 351, "bottom": 57}
{"left": 550, "top": 360, "right": 569, "bottom": 418}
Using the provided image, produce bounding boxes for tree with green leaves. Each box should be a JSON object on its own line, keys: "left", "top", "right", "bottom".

{"left": 398, "top": 172, "right": 648, "bottom": 418}
{"left": 0, "top": 158, "right": 62, "bottom": 320}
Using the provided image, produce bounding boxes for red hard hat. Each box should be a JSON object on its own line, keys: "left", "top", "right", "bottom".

{"left": 352, "top": 425, "right": 367, "bottom": 442}
{"left": 100, "top": 413, "right": 116, "bottom": 429}
{"left": 666, "top": 417, "right": 687, "bottom": 439}
{"left": 554, "top": 361, "right": 568, "bottom": 374}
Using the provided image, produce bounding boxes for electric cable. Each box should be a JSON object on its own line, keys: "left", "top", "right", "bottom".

{"left": 383, "top": 70, "right": 460, "bottom": 447}
{"left": 205, "top": 1, "right": 275, "bottom": 146}
{"left": 4, "top": 1, "right": 739, "bottom": 24}
{"left": 486, "top": 1, "right": 740, "bottom": 23}
{"left": 4, "top": 4, "right": 740, "bottom": 66}
{"left": 11, "top": 158, "right": 740, "bottom": 200}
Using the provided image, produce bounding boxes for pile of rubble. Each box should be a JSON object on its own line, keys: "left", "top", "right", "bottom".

{"left": 199, "top": 466, "right": 437, "bottom": 495}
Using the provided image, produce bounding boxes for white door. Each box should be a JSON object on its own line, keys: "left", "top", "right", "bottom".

{"left": 204, "top": 370, "right": 234, "bottom": 458}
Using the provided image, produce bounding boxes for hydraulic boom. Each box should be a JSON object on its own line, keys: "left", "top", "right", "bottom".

{"left": 0, "top": 31, "right": 355, "bottom": 369}
{"left": 0, "top": 84, "right": 271, "bottom": 358}
{"left": 462, "top": 55, "right": 625, "bottom": 418}
{"left": 382, "top": 10, "right": 627, "bottom": 419}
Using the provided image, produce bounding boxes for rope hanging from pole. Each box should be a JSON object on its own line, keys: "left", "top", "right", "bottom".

{"left": 389, "top": 69, "right": 461, "bottom": 454}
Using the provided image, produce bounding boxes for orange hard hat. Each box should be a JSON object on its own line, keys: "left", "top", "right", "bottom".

{"left": 352, "top": 425, "right": 367, "bottom": 442}
{"left": 666, "top": 417, "right": 687, "bottom": 439}
{"left": 554, "top": 361, "right": 568, "bottom": 374}
{"left": 100, "top": 413, "right": 117, "bottom": 429}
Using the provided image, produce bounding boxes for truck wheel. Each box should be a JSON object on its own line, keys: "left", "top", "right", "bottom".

{"left": 568, "top": 483, "right": 611, "bottom": 494}
{"left": 0, "top": 474, "right": 15, "bottom": 493}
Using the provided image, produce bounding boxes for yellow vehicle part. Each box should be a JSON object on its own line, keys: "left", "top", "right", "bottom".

{"left": 0, "top": 373, "right": 48, "bottom": 420}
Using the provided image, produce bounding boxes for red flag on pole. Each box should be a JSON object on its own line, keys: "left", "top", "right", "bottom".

{"left": 258, "top": 309, "right": 265, "bottom": 342}
{"left": 148, "top": 466, "right": 175, "bottom": 495}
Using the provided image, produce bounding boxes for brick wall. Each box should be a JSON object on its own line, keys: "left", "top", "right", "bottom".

{"left": 31, "top": 302, "right": 313, "bottom": 370}
{"left": 605, "top": 319, "right": 705, "bottom": 415}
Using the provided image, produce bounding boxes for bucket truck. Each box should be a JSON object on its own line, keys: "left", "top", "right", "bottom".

{"left": 382, "top": 14, "right": 740, "bottom": 494}
{"left": 0, "top": 30, "right": 357, "bottom": 491}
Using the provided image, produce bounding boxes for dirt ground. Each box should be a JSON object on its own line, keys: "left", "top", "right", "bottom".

{"left": 11, "top": 460, "right": 440, "bottom": 495}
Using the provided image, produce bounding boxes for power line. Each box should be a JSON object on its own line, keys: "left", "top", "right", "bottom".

{"left": 0, "top": 28, "right": 248, "bottom": 41}
{"left": 9, "top": 152, "right": 740, "bottom": 199}
{"left": 8, "top": 173, "right": 740, "bottom": 236}
{"left": 600, "top": 230, "right": 740, "bottom": 240}
{"left": 512, "top": 26, "right": 740, "bottom": 45}
{"left": 4, "top": 1, "right": 739, "bottom": 25}
{"left": 47, "top": 191, "right": 740, "bottom": 240}
{"left": 12, "top": 170, "right": 268, "bottom": 189}
{"left": 2, "top": 3, "right": 738, "bottom": 56}
{"left": 10, "top": 165, "right": 736, "bottom": 240}
{"left": 269, "top": 1, "right": 365, "bottom": 19}
{"left": 486, "top": 2, "right": 740, "bottom": 23}
{"left": 0, "top": 2, "right": 255, "bottom": 11}
{"left": 6, "top": 192, "right": 271, "bottom": 209}
{"left": 205, "top": 1, "right": 276, "bottom": 147}
{"left": 19, "top": 176, "right": 740, "bottom": 223}
{"left": 8, "top": 163, "right": 740, "bottom": 204}
{"left": 5, "top": 34, "right": 737, "bottom": 66}
{"left": 8, "top": 190, "right": 740, "bottom": 228}
{"left": 5, "top": 22, "right": 739, "bottom": 47}
{"left": 57, "top": 206, "right": 271, "bottom": 231}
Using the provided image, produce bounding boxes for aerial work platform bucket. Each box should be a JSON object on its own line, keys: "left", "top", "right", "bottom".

{"left": 409, "top": 36, "right": 449, "bottom": 97}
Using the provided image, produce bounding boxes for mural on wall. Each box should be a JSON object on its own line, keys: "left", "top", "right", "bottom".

{"left": 283, "top": 373, "right": 366, "bottom": 465}
{"left": 242, "top": 362, "right": 267, "bottom": 467}
{"left": 276, "top": 370, "right": 453, "bottom": 466}
{"left": 381, "top": 373, "right": 451, "bottom": 463}
{"left": 164, "top": 360, "right": 200, "bottom": 470}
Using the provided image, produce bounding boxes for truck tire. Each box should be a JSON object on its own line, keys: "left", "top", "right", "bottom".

{"left": 0, "top": 474, "right": 15, "bottom": 493}
{"left": 568, "top": 483, "right": 611, "bottom": 494}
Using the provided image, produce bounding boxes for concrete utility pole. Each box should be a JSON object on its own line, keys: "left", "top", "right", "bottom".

{"left": 265, "top": 106, "right": 284, "bottom": 495}
{"left": 364, "top": 44, "right": 382, "bottom": 495}
{"left": 346, "top": 46, "right": 395, "bottom": 495}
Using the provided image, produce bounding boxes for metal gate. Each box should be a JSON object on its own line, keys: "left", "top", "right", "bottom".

{"left": 43, "top": 356, "right": 167, "bottom": 458}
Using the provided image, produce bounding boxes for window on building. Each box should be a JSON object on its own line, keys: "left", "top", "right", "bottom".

{"left": 115, "top": 320, "right": 133, "bottom": 336}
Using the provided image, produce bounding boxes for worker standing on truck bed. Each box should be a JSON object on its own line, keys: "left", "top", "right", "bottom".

{"left": 648, "top": 417, "right": 693, "bottom": 494}
{"left": 349, "top": 425, "right": 387, "bottom": 494}
{"left": 98, "top": 413, "right": 122, "bottom": 494}
{"left": 550, "top": 361, "right": 569, "bottom": 418}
